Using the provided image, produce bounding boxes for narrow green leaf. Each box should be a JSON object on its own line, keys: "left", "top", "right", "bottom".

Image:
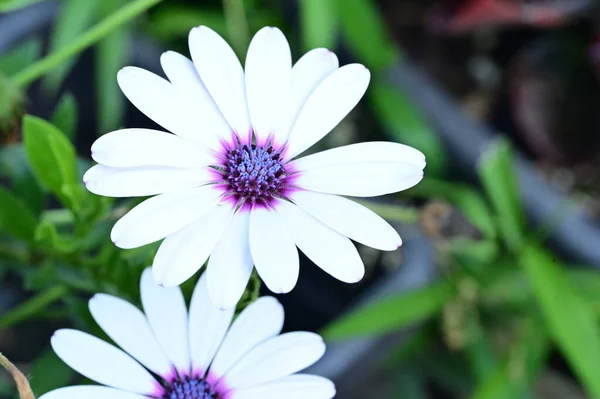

{"left": 42, "top": 0, "right": 100, "bottom": 93}
{"left": 520, "top": 245, "right": 600, "bottom": 398}
{"left": 300, "top": 0, "right": 337, "bottom": 51}
{"left": 22, "top": 115, "right": 81, "bottom": 209}
{"left": 471, "top": 322, "right": 548, "bottom": 399}
{"left": 369, "top": 79, "right": 447, "bottom": 177}
{"left": 0, "top": 186, "right": 37, "bottom": 242}
{"left": 29, "top": 349, "right": 74, "bottom": 396}
{"left": 337, "top": 0, "right": 398, "bottom": 71}
{"left": 96, "top": 0, "right": 129, "bottom": 133}
{"left": 322, "top": 281, "right": 454, "bottom": 341}
{"left": 0, "top": 0, "right": 44, "bottom": 12}
{"left": 0, "top": 37, "right": 42, "bottom": 76}
{"left": 477, "top": 139, "right": 524, "bottom": 250}
{"left": 51, "top": 93, "right": 78, "bottom": 140}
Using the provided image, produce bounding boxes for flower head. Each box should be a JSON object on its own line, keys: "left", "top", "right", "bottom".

{"left": 40, "top": 269, "right": 334, "bottom": 399}
{"left": 84, "top": 26, "right": 426, "bottom": 308}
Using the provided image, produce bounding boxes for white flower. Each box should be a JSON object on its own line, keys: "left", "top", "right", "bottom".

{"left": 40, "top": 269, "right": 334, "bottom": 399}
{"left": 84, "top": 26, "right": 425, "bottom": 308}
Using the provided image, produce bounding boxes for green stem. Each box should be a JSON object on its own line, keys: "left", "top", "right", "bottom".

{"left": 222, "top": 0, "right": 249, "bottom": 57}
{"left": 11, "top": 0, "right": 165, "bottom": 87}
{"left": 0, "top": 285, "right": 68, "bottom": 328}
{"left": 354, "top": 199, "right": 419, "bottom": 224}
{"left": 41, "top": 208, "right": 75, "bottom": 225}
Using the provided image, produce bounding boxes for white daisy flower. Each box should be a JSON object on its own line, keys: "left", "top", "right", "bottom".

{"left": 84, "top": 26, "right": 425, "bottom": 308}
{"left": 40, "top": 269, "right": 334, "bottom": 399}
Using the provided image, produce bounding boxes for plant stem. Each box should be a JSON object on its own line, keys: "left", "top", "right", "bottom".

{"left": 11, "top": 0, "right": 165, "bottom": 87}
{"left": 222, "top": 0, "right": 249, "bottom": 57}
{"left": 0, "top": 353, "right": 34, "bottom": 399}
{"left": 0, "top": 285, "right": 68, "bottom": 328}
{"left": 354, "top": 199, "right": 420, "bottom": 224}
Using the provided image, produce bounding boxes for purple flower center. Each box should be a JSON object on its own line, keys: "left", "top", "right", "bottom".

{"left": 221, "top": 143, "right": 287, "bottom": 206}
{"left": 163, "top": 377, "right": 220, "bottom": 399}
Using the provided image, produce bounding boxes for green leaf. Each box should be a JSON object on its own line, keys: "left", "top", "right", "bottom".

{"left": 322, "top": 281, "right": 454, "bottom": 341}
{"left": 470, "top": 321, "right": 548, "bottom": 399}
{"left": 369, "top": 79, "right": 447, "bottom": 177}
{"left": 300, "top": 0, "right": 337, "bottom": 51}
{"left": 42, "top": 0, "right": 100, "bottom": 93}
{"left": 51, "top": 93, "right": 78, "bottom": 140}
{"left": 96, "top": 0, "right": 129, "bottom": 133}
{"left": 34, "top": 220, "right": 79, "bottom": 255}
{"left": 337, "top": 0, "right": 398, "bottom": 71}
{"left": 29, "top": 348, "right": 74, "bottom": 396}
{"left": 407, "top": 178, "right": 497, "bottom": 239}
{"left": 0, "top": 37, "right": 42, "bottom": 76}
{"left": 146, "top": 5, "right": 227, "bottom": 40}
{"left": 0, "top": 0, "right": 44, "bottom": 12}
{"left": 477, "top": 139, "right": 524, "bottom": 250}
{"left": 0, "top": 144, "right": 46, "bottom": 216}
{"left": 0, "top": 186, "right": 36, "bottom": 242}
{"left": 22, "top": 115, "right": 82, "bottom": 209}
{"left": 520, "top": 245, "right": 600, "bottom": 398}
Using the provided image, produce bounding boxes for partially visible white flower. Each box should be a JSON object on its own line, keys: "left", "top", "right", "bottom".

{"left": 40, "top": 269, "right": 334, "bottom": 399}
{"left": 84, "top": 25, "right": 426, "bottom": 308}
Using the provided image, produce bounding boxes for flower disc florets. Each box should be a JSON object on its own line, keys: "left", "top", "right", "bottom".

{"left": 221, "top": 142, "right": 287, "bottom": 207}
{"left": 163, "top": 377, "right": 220, "bottom": 399}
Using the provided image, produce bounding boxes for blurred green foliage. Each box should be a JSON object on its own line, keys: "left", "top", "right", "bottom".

{"left": 0, "top": 0, "right": 598, "bottom": 398}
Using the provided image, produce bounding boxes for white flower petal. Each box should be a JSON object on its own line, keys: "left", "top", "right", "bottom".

{"left": 210, "top": 297, "right": 284, "bottom": 378}
{"left": 249, "top": 206, "right": 299, "bottom": 294}
{"left": 231, "top": 375, "right": 336, "bottom": 399}
{"left": 83, "top": 165, "right": 212, "bottom": 197}
{"left": 294, "top": 162, "right": 424, "bottom": 197}
{"left": 140, "top": 269, "right": 190, "bottom": 375}
{"left": 290, "top": 190, "right": 401, "bottom": 250}
{"left": 207, "top": 211, "right": 253, "bottom": 309}
{"left": 117, "top": 67, "right": 201, "bottom": 140}
{"left": 160, "top": 51, "right": 232, "bottom": 148}
{"left": 88, "top": 294, "right": 173, "bottom": 378}
{"left": 91, "top": 129, "right": 214, "bottom": 168}
{"left": 51, "top": 329, "right": 158, "bottom": 395}
{"left": 188, "top": 273, "right": 235, "bottom": 374}
{"left": 276, "top": 200, "right": 364, "bottom": 283}
{"left": 189, "top": 26, "right": 250, "bottom": 138}
{"left": 245, "top": 27, "right": 291, "bottom": 145}
{"left": 291, "top": 141, "right": 426, "bottom": 171}
{"left": 39, "top": 386, "right": 150, "bottom": 399}
{"left": 285, "top": 64, "right": 370, "bottom": 159}
{"left": 152, "top": 203, "right": 235, "bottom": 287}
{"left": 277, "top": 48, "right": 339, "bottom": 141}
{"left": 111, "top": 186, "right": 222, "bottom": 249}
{"left": 224, "top": 332, "right": 326, "bottom": 389}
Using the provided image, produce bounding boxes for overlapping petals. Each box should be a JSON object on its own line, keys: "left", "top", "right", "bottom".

{"left": 84, "top": 25, "right": 426, "bottom": 309}
{"left": 40, "top": 270, "right": 334, "bottom": 399}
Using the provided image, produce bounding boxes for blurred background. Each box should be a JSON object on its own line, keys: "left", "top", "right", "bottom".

{"left": 1, "top": 0, "right": 600, "bottom": 397}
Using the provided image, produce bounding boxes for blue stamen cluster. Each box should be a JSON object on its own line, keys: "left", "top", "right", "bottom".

{"left": 163, "top": 377, "right": 220, "bottom": 399}
{"left": 223, "top": 144, "right": 286, "bottom": 206}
